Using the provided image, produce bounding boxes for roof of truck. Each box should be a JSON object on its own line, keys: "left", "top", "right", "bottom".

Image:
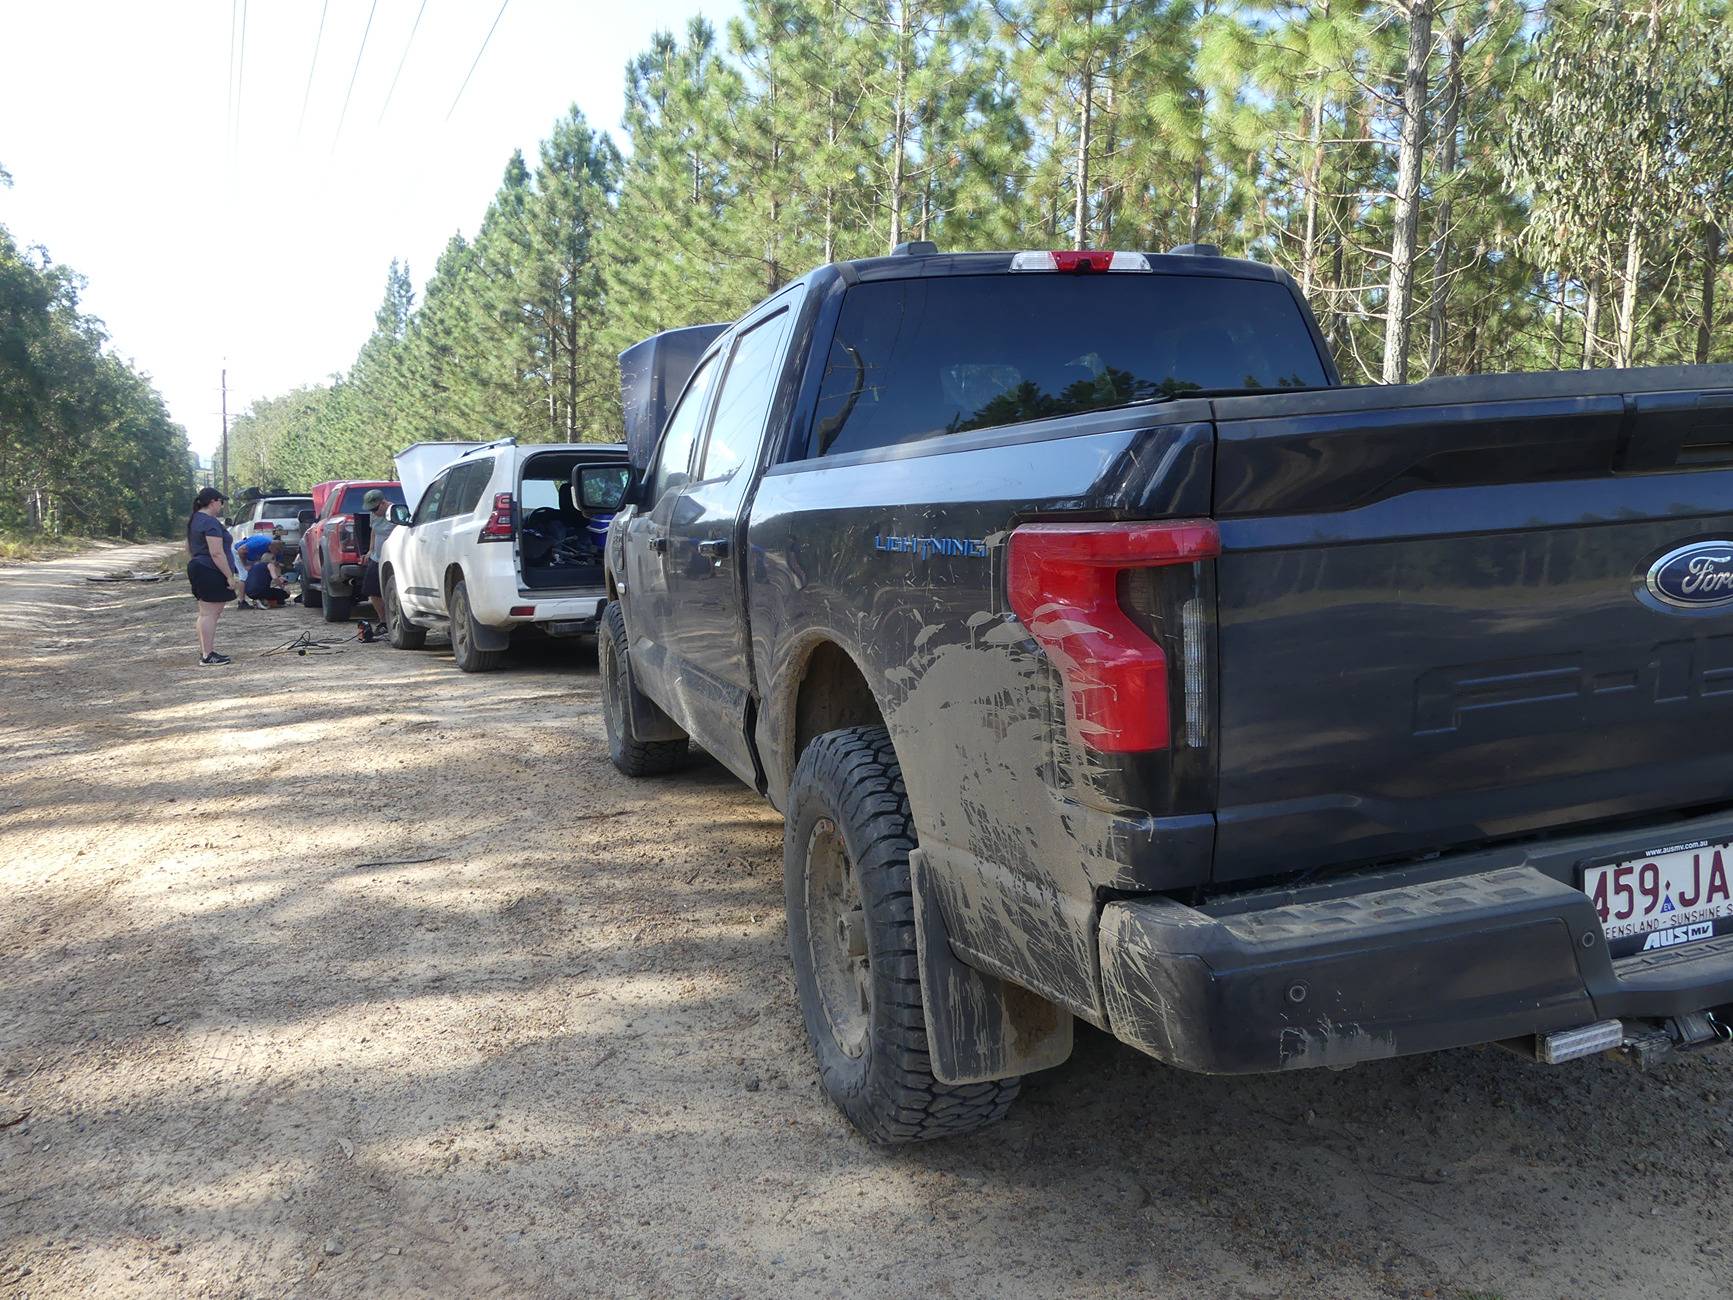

{"left": 833, "top": 247, "right": 1288, "bottom": 286}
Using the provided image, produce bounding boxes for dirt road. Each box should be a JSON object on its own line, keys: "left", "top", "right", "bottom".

{"left": 3, "top": 545, "right": 1731, "bottom": 1299}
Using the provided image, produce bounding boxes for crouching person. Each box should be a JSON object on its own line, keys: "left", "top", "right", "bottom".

{"left": 243, "top": 540, "right": 291, "bottom": 608}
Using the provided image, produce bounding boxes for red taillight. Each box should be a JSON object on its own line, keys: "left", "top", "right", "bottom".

{"left": 508, "top": 605, "right": 535, "bottom": 617}
{"left": 1009, "top": 250, "right": 1152, "bottom": 273}
{"left": 1007, "top": 520, "right": 1220, "bottom": 753}
{"left": 1053, "top": 249, "right": 1112, "bottom": 273}
{"left": 479, "top": 493, "right": 514, "bottom": 542}
{"left": 253, "top": 521, "right": 275, "bottom": 531}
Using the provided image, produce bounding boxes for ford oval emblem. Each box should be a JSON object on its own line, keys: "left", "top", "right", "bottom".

{"left": 1647, "top": 541, "right": 1733, "bottom": 609}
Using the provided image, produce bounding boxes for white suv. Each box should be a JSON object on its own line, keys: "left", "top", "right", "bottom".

{"left": 378, "top": 439, "right": 630, "bottom": 671}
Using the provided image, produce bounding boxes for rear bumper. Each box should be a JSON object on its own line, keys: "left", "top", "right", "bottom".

{"left": 477, "top": 590, "right": 607, "bottom": 630}
{"left": 1098, "top": 814, "right": 1733, "bottom": 1074}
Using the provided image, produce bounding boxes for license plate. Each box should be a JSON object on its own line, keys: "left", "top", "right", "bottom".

{"left": 1583, "top": 840, "right": 1733, "bottom": 958}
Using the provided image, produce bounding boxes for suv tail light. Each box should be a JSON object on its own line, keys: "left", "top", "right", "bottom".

{"left": 252, "top": 521, "right": 275, "bottom": 532}
{"left": 479, "top": 493, "right": 514, "bottom": 543}
{"left": 1008, "top": 520, "right": 1219, "bottom": 754}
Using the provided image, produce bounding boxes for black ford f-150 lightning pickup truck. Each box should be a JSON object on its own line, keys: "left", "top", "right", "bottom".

{"left": 601, "top": 241, "right": 1733, "bottom": 1143}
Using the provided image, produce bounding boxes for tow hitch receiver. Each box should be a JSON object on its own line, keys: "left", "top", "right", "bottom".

{"left": 1529, "top": 1011, "right": 1733, "bottom": 1069}
{"left": 1618, "top": 1011, "right": 1733, "bottom": 1070}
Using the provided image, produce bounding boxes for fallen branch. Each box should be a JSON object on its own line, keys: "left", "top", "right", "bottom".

{"left": 352, "top": 855, "right": 442, "bottom": 870}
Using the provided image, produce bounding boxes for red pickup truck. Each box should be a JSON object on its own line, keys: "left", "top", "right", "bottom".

{"left": 299, "top": 479, "right": 405, "bottom": 622}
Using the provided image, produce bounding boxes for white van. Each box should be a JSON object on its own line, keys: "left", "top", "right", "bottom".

{"left": 379, "top": 439, "right": 630, "bottom": 671}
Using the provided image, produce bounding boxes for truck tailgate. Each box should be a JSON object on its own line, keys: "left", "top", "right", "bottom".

{"left": 1209, "top": 366, "right": 1733, "bottom": 883}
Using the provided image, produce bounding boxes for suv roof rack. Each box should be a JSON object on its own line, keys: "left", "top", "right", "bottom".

{"left": 1167, "top": 243, "right": 1224, "bottom": 257}
{"left": 890, "top": 240, "right": 939, "bottom": 257}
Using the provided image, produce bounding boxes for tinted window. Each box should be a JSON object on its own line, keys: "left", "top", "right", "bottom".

{"left": 445, "top": 458, "right": 494, "bottom": 516}
{"left": 339, "top": 485, "right": 405, "bottom": 513}
{"left": 649, "top": 353, "right": 719, "bottom": 504}
{"left": 411, "top": 474, "right": 448, "bottom": 525}
{"left": 809, "top": 274, "right": 1328, "bottom": 458}
{"left": 700, "top": 309, "right": 792, "bottom": 480}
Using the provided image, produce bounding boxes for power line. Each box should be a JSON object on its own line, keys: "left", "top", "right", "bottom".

{"left": 446, "top": 0, "right": 510, "bottom": 123}
{"left": 296, "top": 0, "right": 330, "bottom": 139}
{"left": 225, "top": 0, "right": 237, "bottom": 165}
{"left": 377, "top": 0, "right": 429, "bottom": 126}
{"left": 233, "top": 0, "right": 249, "bottom": 157}
{"left": 331, "top": 0, "right": 381, "bottom": 154}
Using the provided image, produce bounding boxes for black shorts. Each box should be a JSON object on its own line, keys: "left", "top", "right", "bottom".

{"left": 188, "top": 560, "right": 230, "bottom": 604}
{"left": 362, "top": 559, "right": 382, "bottom": 598}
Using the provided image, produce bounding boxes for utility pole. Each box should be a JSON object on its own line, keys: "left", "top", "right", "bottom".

{"left": 220, "top": 368, "right": 229, "bottom": 496}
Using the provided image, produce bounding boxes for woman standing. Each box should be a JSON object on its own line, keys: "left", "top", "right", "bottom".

{"left": 186, "top": 487, "right": 240, "bottom": 666}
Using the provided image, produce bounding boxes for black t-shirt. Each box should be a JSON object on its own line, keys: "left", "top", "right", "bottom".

{"left": 243, "top": 562, "right": 277, "bottom": 598}
{"left": 188, "top": 511, "right": 230, "bottom": 568}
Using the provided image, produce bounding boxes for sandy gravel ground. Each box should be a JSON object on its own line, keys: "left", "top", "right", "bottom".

{"left": 3, "top": 544, "right": 1733, "bottom": 1300}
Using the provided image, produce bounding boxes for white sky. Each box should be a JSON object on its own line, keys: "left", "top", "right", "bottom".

{"left": 0, "top": 0, "right": 740, "bottom": 456}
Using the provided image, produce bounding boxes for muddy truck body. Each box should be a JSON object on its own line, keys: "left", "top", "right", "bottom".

{"left": 601, "top": 243, "right": 1733, "bottom": 1142}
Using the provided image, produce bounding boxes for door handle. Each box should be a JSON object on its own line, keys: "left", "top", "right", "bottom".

{"left": 697, "top": 538, "right": 729, "bottom": 559}
{"left": 648, "top": 532, "right": 668, "bottom": 554}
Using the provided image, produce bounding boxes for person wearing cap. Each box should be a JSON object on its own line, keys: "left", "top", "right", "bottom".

{"left": 185, "top": 486, "right": 242, "bottom": 665}
{"left": 361, "top": 488, "right": 397, "bottom": 624}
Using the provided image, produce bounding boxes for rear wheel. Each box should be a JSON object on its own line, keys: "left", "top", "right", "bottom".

{"left": 449, "top": 579, "right": 503, "bottom": 672}
{"left": 785, "top": 726, "right": 1020, "bottom": 1144}
{"left": 384, "top": 572, "right": 426, "bottom": 650}
{"left": 318, "top": 547, "right": 349, "bottom": 621}
{"left": 600, "top": 602, "right": 687, "bottom": 776}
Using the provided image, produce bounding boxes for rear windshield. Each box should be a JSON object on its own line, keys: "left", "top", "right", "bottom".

{"left": 809, "top": 273, "right": 1328, "bottom": 458}
{"left": 337, "top": 485, "right": 404, "bottom": 514}
{"left": 263, "top": 498, "right": 312, "bottom": 516}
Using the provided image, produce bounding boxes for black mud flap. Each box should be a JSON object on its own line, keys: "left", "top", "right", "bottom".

{"left": 909, "top": 849, "right": 1074, "bottom": 1084}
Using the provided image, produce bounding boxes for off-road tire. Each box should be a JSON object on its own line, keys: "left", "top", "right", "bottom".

{"left": 321, "top": 589, "right": 351, "bottom": 623}
{"left": 599, "top": 602, "right": 687, "bottom": 776}
{"left": 785, "top": 725, "right": 1020, "bottom": 1144}
{"left": 301, "top": 575, "right": 322, "bottom": 609}
{"left": 384, "top": 572, "right": 426, "bottom": 650}
{"left": 449, "top": 579, "right": 503, "bottom": 672}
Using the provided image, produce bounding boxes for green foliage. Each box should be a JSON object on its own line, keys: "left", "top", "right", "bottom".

{"left": 0, "top": 224, "right": 193, "bottom": 538}
{"left": 245, "top": 2, "right": 1733, "bottom": 483}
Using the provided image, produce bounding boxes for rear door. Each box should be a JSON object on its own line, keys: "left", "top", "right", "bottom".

{"left": 621, "top": 349, "right": 723, "bottom": 713}
{"left": 1209, "top": 371, "right": 1733, "bottom": 883}
{"left": 662, "top": 293, "right": 800, "bottom": 784}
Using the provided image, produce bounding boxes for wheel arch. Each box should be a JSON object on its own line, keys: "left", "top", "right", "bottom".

{"left": 765, "top": 635, "right": 889, "bottom": 812}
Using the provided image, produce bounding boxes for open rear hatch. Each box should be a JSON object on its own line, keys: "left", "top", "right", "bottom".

{"left": 1208, "top": 366, "right": 1733, "bottom": 885}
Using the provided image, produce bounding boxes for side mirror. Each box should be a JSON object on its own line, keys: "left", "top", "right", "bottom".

{"left": 389, "top": 504, "right": 412, "bottom": 525}
{"left": 577, "top": 464, "right": 632, "bottom": 512}
{"left": 296, "top": 509, "right": 315, "bottom": 529}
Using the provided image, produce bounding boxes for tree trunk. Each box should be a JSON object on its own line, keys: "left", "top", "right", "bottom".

{"left": 1616, "top": 215, "right": 1643, "bottom": 367}
{"left": 1327, "top": 236, "right": 1345, "bottom": 351}
{"left": 1582, "top": 271, "right": 1601, "bottom": 368}
{"left": 1381, "top": 0, "right": 1433, "bottom": 385}
{"left": 1553, "top": 273, "right": 1567, "bottom": 370}
{"left": 1425, "top": 26, "right": 1463, "bottom": 376}
{"left": 1074, "top": 9, "right": 1095, "bottom": 250}
{"left": 887, "top": 3, "right": 910, "bottom": 251}
{"left": 1699, "top": 221, "right": 1721, "bottom": 365}
{"left": 1300, "top": 86, "right": 1327, "bottom": 297}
